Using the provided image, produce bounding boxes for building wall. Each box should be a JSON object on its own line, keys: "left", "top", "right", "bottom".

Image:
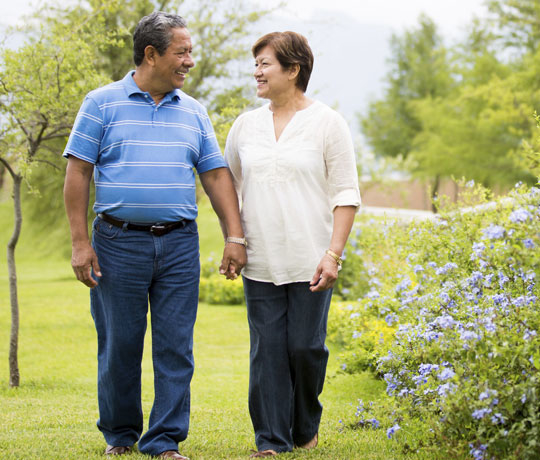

{"left": 359, "top": 179, "right": 460, "bottom": 211}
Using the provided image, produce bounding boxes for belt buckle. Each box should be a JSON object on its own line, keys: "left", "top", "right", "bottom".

{"left": 150, "top": 224, "right": 167, "bottom": 236}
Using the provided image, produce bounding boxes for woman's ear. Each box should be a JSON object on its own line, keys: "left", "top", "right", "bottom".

{"left": 288, "top": 63, "right": 300, "bottom": 81}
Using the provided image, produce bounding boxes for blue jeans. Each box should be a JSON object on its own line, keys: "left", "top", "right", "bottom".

{"left": 90, "top": 216, "right": 200, "bottom": 455}
{"left": 243, "top": 277, "right": 332, "bottom": 453}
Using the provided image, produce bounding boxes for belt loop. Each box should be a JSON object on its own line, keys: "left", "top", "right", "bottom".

{"left": 122, "top": 221, "right": 129, "bottom": 232}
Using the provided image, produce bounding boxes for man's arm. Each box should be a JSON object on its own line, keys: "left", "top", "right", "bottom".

{"left": 199, "top": 167, "right": 247, "bottom": 279}
{"left": 64, "top": 156, "right": 101, "bottom": 288}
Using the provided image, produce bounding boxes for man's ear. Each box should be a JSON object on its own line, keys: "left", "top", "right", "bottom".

{"left": 143, "top": 45, "right": 158, "bottom": 66}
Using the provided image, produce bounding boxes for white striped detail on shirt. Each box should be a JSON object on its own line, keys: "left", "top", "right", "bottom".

{"left": 78, "top": 112, "right": 102, "bottom": 124}
{"left": 72, "top": 130, "right": 100, "bottom": 145}
{"left": 95, "top": 182, "right": 195, "bottom": 189}
{"left": 98, "top": 161, "right": 193, "bottom": 169}
{"left": 95, "top": 202, "right": 198, "bottom": 210}
{"left": 105, "top": 120, "right": 204, "bottom": 134}
{"left": 99, "top": 140, "right": 201, "bottom": 155}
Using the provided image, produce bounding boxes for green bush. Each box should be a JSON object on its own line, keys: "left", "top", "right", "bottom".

{"left": 336, "top": 182, "right": 540, "bottom": 459}
{"left": 199, "top": 257, "right": 245, "bottom": 305}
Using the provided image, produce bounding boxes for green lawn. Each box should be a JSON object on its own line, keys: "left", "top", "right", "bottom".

{"left": 0, "top": 198, "right": 429, "bottom": 459}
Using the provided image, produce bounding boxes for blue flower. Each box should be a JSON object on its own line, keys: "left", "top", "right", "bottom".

{"left": 472, "top": 408, "right": 492, "bottom": 419}
{"left": 385, "top": 313, "right": 397, "bottom": 327}
{"left": 437, "top": 382, "right": 456, "bottom": 397}
{"left": 386, "top": 423, "right": 400, "bottom": 439}
{"left": 491, "top": 413, "right": 505, "bottom": 425}
{"left": 482, "top": 224, "right": 505, "bottom": 240}
{"left": 469, "top": 443, "right": 488, "bottom": 460}
{"left": 435, "top": 262, "right": 458, "bottom": 275}
{"left": 439, "top": 292, "right": 450, "bottom": 305}
{"left": 395, "top": 278, "right": 412, "bottom": 292}
{"left": 461, "top": 330, "right": 480, "bottom": 341}
{"left": 509, "top": 208, "right": 532, "bottom": 223}
{"left": 438, "top": 367, "right": 456, "bottom": 381}
{"left": 434, "top": 314, "right": 456, "bottom": 329}
{"left": 523, "top": 329, "right": 537, "bottom": 340}
{"left": 368, "top": 418, "right": 380, "bottom": 429}
{"left": 523, "top": 238, "right": 535, "bottom": 249}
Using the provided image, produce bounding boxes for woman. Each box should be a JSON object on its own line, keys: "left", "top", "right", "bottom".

{"left": 224, "top": 31, "right": 361, "bottom": 457}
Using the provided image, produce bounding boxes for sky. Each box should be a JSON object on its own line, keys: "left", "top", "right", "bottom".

{"left": 2, "top": 0, "right": 487, "bottom": 34}
{"left": 280, "top": 0, "right": 487, "bottom": 37}
{"left": 1, "top": 0, "right": 489, "bottom": 137}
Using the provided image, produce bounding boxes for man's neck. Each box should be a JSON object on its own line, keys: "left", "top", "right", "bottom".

{"left": 132, "top": 69, "right": 168, "bottom": 105}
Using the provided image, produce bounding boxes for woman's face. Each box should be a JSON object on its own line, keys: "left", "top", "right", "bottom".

{"left": 253, "top": 45, "right": 294, "bottom": 100}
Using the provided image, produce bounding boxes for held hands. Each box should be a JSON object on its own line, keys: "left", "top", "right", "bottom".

{"left": 310, "top": 252, "right": 340, "bottom": 292}
{"left": 219, "top": 241, "right": 247, "bottom": 280}
{"left": 71, "top": 241, "right": 101, "bottom": 288}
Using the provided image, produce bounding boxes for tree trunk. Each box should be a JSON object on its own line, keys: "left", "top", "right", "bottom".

{"left": 430, "top": 175, "right": 440, "bottom": 213}
{"left": 7, "top": 174, "right": 22, "bottom": 387}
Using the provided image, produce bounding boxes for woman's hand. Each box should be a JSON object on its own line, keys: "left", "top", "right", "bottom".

{"left": 309, "top": 253, "right": 339, "bottom": 292}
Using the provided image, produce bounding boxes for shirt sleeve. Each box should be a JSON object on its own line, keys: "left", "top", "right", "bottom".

{"left": 62, "top": 96, "right": 103, "bottom": 164}
{"left": 324, "top": 111, "right": 361, "bottom": 210}
{"left": 223, "top": 116, "right": 243, "bottom": 195}
{"left": 195, "top": 107, "right": 227, "bottom": 174}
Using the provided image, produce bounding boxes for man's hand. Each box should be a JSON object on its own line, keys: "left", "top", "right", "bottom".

{"left": 219, "top": 242, "right": 247, "bottom": 280}
{"left": 71, "top": 241, "right": 102, "bottom": 288}
{"left": 309, "top": 254, "right": 339, "bottom": 292}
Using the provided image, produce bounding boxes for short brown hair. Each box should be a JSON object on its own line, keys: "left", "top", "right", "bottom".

{"left": 252, "top": 31, "right": 314, "bottom": 93}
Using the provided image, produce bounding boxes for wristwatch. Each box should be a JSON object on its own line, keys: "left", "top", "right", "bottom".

{"left": 226, "top": 236, "right": 247, "bottom": 247}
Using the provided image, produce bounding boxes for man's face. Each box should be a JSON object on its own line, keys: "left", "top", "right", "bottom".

{"left": 152, "top": 27, "right": 194, "bottom": 92}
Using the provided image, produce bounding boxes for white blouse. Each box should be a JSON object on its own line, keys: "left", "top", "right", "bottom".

{"left": 224, "top": 100, "right": 361, "bottom": 285}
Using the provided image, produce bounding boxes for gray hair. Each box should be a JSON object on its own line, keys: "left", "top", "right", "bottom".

{"left": 133, "top": 12, "right": 188, "bottom": 66}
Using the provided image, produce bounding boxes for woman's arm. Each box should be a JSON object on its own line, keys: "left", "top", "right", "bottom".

{"left": 310, "top": 205, "right": 357, "bottom": 292}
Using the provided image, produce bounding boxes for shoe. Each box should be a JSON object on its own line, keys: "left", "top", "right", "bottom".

{"left": 298, "top": 433, "right": 318, "bottom": 449}
{"left": 104, "top": 445, "right": 132, "bottom": 455}
{"left": 157, "top": 451, "right": 190, "bottom": 460}
{"left": 249, "top": 450, "right": 278, "bottom": 457}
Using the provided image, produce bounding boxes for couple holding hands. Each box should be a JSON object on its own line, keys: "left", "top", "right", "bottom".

{"left": 64, "top": 11, "right": 360, "bottom": 459}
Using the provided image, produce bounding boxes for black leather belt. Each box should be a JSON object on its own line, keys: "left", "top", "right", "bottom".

{"left": 98, "top": 213, "right": 189, "bottom": 237}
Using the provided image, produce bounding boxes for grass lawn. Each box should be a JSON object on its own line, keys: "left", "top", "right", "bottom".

{"left": 0, "top": 199, "right": 429, "bottom": 459}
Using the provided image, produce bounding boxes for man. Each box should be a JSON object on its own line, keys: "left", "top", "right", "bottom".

{"left": 63, "top": 12, "right": 246, "bottom": 459}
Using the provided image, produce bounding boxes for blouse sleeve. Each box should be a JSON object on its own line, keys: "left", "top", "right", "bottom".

{"left": 324, "top": 111, "right": 362, "bottom": 210}
{"left": 224, "top": 116, "right": 244, "bottom": 196}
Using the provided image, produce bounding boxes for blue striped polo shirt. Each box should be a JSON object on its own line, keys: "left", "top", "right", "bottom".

{"left": 63, "top": 71, "right": 226, "bottom": 223}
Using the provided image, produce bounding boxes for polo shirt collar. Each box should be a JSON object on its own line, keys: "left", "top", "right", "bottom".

{"left": 122, "top": 70, "right": 182, "bottom": 101}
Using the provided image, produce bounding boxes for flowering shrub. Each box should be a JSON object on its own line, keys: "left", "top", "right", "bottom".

{"left": 328, "top": 301, "right": 396, "bottom": 372}
{"left": 337, "top": 183, "right": 540, "bottom": 459}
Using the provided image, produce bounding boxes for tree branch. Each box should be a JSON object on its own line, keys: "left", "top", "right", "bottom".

{"left": 0, "top": 156, "right": 18, "bottom": 180}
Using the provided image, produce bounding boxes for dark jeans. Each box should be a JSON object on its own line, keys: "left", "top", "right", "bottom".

{"left": 243, "top": 277, "right": 332, "bottom": 453}
{"left": 90, "top": 216, "right": 200, "bottom": 456}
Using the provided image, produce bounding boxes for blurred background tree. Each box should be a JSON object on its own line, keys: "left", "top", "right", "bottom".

{"left": 360, "top": 0, "right": 540, "bottom": 207}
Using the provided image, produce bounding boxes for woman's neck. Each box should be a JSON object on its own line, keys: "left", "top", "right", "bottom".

{"left": 269, "top": 90, "right": 311, "bottom": 115}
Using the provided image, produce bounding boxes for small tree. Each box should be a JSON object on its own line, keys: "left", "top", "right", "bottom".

{"left": 0, "top": 8, "right": 111, "bottom": 387}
